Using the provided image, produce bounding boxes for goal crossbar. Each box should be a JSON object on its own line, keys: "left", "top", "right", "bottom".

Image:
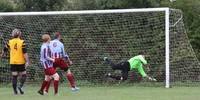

{"left": 0, "top": 8, "right": 169, "bottom": 16}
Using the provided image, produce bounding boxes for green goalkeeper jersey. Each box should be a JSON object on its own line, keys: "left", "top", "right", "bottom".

{"left": 128, "top": 55, "right": 147, "bottom": 77}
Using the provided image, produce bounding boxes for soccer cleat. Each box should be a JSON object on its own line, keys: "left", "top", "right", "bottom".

{"left": 38, "top": 90, "right": 44, "bottom": 95}
{"left": 105, "top": 73, "right": 111, "bottom": 77}
{"left": 54, "top": 93, "right": 59, "bottom": 96}
{"left": 13, "top": 90, "right": 18, "bottom": 95}
{"left": 43, "top": 91, "right": 48, "bottom": 95}
{"left": 18, "top": 86, "right": 24, "bottom": 95}
{"left": 71, "top": 86, "right": 80, "bottom": 92}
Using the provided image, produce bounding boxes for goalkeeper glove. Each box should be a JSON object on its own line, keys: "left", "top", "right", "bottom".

{"left": 148, "top": 77, "right": 157, "bottom": 82}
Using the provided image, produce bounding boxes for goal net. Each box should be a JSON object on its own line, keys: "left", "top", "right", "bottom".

{"left": 0, "top": 8, "right": 199, "bottom": 87}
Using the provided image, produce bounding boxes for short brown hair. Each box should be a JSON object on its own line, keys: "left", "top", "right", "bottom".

{"left": 54, "top": 32, "right": 61, "bottom": 39}
{"left": 42, "top": 34, "right": 51, "bottom": 42}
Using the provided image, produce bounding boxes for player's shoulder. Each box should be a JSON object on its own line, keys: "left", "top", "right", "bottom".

{"left": 41, "top": 43, "right": 47, "bottom": 48}
{"left": 19, "top": 39, "right": 25, "bottom": 44}
{"left": 49, "top": 40, "right": 54, "bottom": 44}
{"left": 17, "top": 38, "right": 26, "bottom": 45}
{"left": 51, "top": 39, "right": 58, "bottom": 43}
{"left": 10, "top": 38, "right": 24, "bottom": 42}
{"left": 8, "top": 38, "right": 15, "bottom": 42}
{"left": 20, "top": 38, "right": 25, "bottom": 42}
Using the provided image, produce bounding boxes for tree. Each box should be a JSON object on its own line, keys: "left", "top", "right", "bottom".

{"left": 0, "top": 0, "right": 14, "bottom": 12}
{"left": 13, "top": 0, "right": 66, "bottom": 11}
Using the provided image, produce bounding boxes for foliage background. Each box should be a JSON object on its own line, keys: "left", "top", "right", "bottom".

{"left": 0, "top": 0, "right": 199, "bottom": 60}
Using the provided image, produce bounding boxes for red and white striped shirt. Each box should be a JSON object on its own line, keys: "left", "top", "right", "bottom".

{"left": 40, "top": 43, "right": 54, "bottom": 69}
{"left": 49, "top": 39, "right": 68, "bottom": 59}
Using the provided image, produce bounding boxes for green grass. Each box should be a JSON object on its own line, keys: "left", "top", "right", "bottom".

{"left": 0, "top": 86, "right": 200, "bottom": 100}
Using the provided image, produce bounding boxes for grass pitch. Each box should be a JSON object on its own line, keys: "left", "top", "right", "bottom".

{"left": 0, "top": 86, "right": 200, "bottom": 100}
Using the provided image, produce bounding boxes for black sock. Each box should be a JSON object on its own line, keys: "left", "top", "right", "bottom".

{"left": 12, "top": 76, "right": 18, "bottom": 93}
{"left": 20, "top": 74, "right": 26, "bottom": 88}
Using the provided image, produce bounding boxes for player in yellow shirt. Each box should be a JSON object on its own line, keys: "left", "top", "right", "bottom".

{"left": 1, "top": 29, "right": 29, "bottom": 95}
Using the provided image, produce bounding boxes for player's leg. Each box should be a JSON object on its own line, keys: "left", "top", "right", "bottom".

{"left": 38, "top": 75, "right": 51, "bottom": 95}
{"left": 121, "top": 62, "right": 130, "bottom": 81}
{"left": 104, "top": 57, "right": 124, "bottom": 70}
{"left": 121, "top": 69, "right": 130, "bottom": 81}
{"left": 44, "top": 80, "right": 51, "bottom": 94}
{"left": 12, "top": 72, "right": 18, "bottom": 95}
{"left": 52, "top": 73, "right": 59, "bottom": 95}
{"left": 56, "top": 58, "right": 79, "bottom": 91}
{"left": 18, "top": 64, "right": 26, "bottom": 95}
{"left": 106, "top": 73, "right": 122, "bottom": 80}
{"left": 44, "top": 65, "right": 57, "bottom": 93}
{"left": 66, "top": 69, "right": 79, "bottom": 91}
{"left": 11, "top": 65, "right": 18, "bottom": 95}
{"left": 104, "top": 57, "right": 116, "bottom": 68}
{"left": 106, "top": 61, "right": 130, "bottom": 81}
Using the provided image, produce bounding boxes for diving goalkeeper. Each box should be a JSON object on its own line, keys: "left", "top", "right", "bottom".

{"left": 104, "top": 52, "right": 156, "bottom": 81}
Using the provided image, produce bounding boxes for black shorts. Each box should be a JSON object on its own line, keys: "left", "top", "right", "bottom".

{"left": 10, "top": 64, "right": 26, "bottom": 72}
{"left": 112, "top": 61, "right": 130, "bottom": 71}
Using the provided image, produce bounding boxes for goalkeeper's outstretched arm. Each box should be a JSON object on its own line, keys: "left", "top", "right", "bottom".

{"left": 138, "top": 64, "right": 157, "bottom": 82}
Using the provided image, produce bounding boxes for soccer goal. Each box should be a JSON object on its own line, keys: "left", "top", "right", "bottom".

{"left": 0, "top": 8, "right": 199, "bottom": 88}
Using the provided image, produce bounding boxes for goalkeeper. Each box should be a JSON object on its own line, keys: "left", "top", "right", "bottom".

{"left": 104, "top": 52, "right": 156, "bottom": 81}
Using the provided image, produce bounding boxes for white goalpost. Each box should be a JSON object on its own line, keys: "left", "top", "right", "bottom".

{"left": 0, "top": 8, "right": 198, "bottom": 87}
{"left": 165, "top": 8, "right": 170, "bottom": 88}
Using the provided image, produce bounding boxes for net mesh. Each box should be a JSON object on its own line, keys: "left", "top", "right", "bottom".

{"left": 0, "top": 9, "right": 199, "bottom": 86}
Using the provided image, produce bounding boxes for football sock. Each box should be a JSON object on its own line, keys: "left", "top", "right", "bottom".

{"left": 40, "top": 81, "right": 48, "bottom": 91}
{"left": 12, "top": 76, "right": 18, "bottom": 94}
{"left": 19, "top": 74, "right": 26, "bottom": 88}
{"left": 66, "top": 73, "right": 75, "bottom": 88}
{"left": 45, "top": 81, "right": 51, "bottom": 93}
{"left": 53, "top": 80, "right": 59, "bottom": 94}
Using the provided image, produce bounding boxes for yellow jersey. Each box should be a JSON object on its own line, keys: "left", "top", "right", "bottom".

{"left": 6, "top": 38, "right": 26, "bottom": 64}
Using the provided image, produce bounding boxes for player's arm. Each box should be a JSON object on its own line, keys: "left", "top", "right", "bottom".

{"left": 42, "top": 46, "right": 55, "bottom": 62}
{"left": 61, "top": 44, "right": 72, "bottom": 65}
{"left": 138, "top": 64, "right": 147, "bottom": 78}
{"left": 22, "top": 41, "right": 30, "bottom": 67}
{"left": 139, "top": 55, "right": 147, "bottom": 65}
{"left": 138, "top": 64, "right": 156, "bottom": 81}
{"left": 47, "top": 57, "right": 55, "bottom": 62}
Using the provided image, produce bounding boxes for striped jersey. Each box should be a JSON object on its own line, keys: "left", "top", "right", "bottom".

{"left": 49, "top": 39, "right": 68, "bottom": 59}
{"left": 40, "top": 43, "right": 53, "bottom": 69}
